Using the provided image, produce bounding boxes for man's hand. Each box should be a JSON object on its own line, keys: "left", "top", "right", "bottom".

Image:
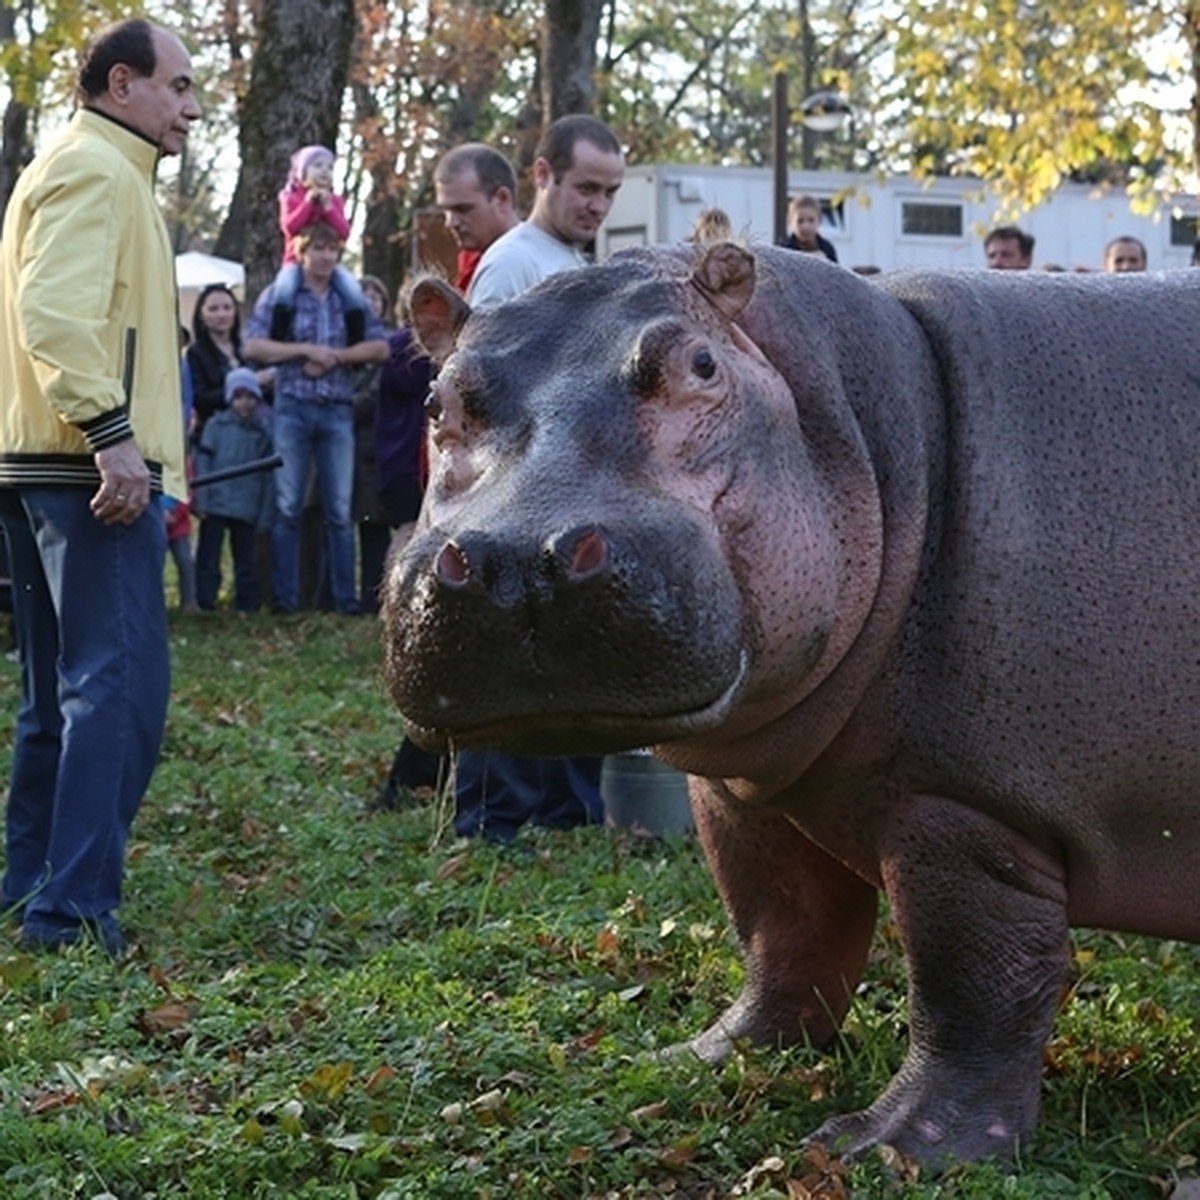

{"left": 91, "top": 439, "right": 151, "bottom": 525}
{"left": 301, "top": 344, "right": 342, "bottom": 377}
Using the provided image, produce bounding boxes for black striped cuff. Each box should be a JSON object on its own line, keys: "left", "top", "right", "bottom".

{"left": 76, "top": 407, "right": 134, "bottom": 452}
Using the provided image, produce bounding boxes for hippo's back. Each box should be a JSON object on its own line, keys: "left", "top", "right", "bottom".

{"left": 873, "top": 268, "right": 1200, "bottom": 937}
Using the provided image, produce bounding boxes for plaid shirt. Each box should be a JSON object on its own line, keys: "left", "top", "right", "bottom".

{"left": 246, "top": 278, "right": 385, "bottom": 404}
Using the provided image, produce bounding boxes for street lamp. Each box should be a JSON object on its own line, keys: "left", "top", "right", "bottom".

{"left": 772, "top": 79, "right": 854, "bottom": 243}
{"left": 800, "top": 90, "right": 852, "bottom": 134}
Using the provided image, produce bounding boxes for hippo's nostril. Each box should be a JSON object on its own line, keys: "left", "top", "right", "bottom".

{"left": 436, "top": 541, "right": 470, "bottom": 586}
{"left": 563, "top": 527, "right": 609, "bottom": 579}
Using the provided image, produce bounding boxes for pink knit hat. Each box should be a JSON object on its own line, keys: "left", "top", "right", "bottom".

{"left": 286, "top": 144, "right": 335, "bottom": 190}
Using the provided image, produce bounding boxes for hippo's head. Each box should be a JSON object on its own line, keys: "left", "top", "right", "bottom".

{"left": 382, "top": 244, "right": 885, "bottom": 757}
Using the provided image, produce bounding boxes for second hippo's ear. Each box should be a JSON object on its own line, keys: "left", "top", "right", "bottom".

{"left": 409, "top": 278, "right": 471, "bottom": 364}
{"left": 690, "top": 242, "right": 756, "bottom": 321}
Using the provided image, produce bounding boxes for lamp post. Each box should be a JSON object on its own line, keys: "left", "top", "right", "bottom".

{"left": 771, "top": 74, "right": 852, "bottom": 243}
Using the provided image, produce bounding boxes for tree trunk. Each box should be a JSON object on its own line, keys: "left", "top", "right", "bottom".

{"left": 0, "top": 94, "right": 30, "bottom": 214}
{"left": 541, "top": 0, "right": 604, "bottom": 120}
{"left": 0, "top": 3, "right": 32, "bottom": 216}
{"left": 230, "top": 0, "right": 358, "bottom": 305}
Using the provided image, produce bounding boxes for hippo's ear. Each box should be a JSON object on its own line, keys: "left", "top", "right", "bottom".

{"left": 409, "top": 278, "right": 471, "bottom": 364}
{"left": 691, "top": 243, "right": 756, "bottom": 321}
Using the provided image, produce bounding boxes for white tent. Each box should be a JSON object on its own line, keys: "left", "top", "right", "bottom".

{"left": 175, "top": 251, "right": 245, "bottom": 329}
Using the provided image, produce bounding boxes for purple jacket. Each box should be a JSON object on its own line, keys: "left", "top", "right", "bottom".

{"left": 377, "top": 328, "right": 432, "bottom": 489}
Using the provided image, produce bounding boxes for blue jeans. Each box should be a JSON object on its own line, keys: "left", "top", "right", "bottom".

{"left": 454, "top": 752, "right": 605, "bottom": 841}
{"left": 0, "top": 487, "right": 169, "bottom": 936}
{"left": 271, "top": 394, "right": 356, "bottom": 612}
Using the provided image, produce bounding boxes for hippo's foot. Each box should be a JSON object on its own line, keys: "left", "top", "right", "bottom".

{"left": 806, "top": 1051, "right": 1038, "bottom": 1168}
{"left": 665, "top": 983, "right": 836, "bottom": 1065}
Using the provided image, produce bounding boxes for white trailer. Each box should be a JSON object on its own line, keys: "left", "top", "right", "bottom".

{"left": 597, "top": 164, "right": 1200, "bottom": 273}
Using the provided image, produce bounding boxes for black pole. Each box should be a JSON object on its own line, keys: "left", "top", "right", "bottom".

{"left": 191, "top": 453, "right": 283, "bottom": 489}
{"left": 772, "top": 71, "right": 788, "bottom": 246}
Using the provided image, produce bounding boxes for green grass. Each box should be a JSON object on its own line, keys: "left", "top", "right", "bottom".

{"left": 0, "top": 610, "right": 1197, "bottom": 1198}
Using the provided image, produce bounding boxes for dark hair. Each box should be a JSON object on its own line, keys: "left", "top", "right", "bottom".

{"left": 294, "top": 221, "right": 344, "bottom": 251}
{"left": 985, "top": 224, "right": 1035, "bottom": 258}
{"left": 77, "top": 18, "right": 157, "bottom": 102}
{"left": 436, "top": 143, "right": 516, "bottom": 200}
{"left": 360, "top": 273, "right": 390, "bottom": 313}
{"left": 535, "top": 115, "right": 622, "bottom": 182}
{"left": 788, "top": 194, "right": 822, "bottom": 219}
{"left": 1105, "top": 234, "right": 1147, "bottom": 260}
{"left": 191, "top": 282, "right": 242, "bottom": 349}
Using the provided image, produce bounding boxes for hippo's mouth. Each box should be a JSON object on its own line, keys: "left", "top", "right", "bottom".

{"left": 402, "top": 650, "right": 750, "bottom": 756}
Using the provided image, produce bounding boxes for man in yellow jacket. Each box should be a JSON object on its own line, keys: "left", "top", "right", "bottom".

{"left": 0, "top": 18, "right": 201, "bottom": 955}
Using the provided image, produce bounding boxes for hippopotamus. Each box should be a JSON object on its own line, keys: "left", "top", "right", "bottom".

{"left": 381, "top": 242, "right": 1200, "bottom": 1166}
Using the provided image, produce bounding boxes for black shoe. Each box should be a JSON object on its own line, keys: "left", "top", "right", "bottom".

{"left": 19, "top": 913, "right": 129, "bottom": 958}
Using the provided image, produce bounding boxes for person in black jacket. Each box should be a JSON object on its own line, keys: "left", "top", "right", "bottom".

{"left": 186, "top": 283, "right": 273, "bottom": 443}
{"left": 780, "top": 193, "right": 838, "bottom": 263}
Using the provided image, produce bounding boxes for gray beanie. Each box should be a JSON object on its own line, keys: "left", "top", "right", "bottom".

{"left": 224, "top": 366, "right": 262, "bottom": 404}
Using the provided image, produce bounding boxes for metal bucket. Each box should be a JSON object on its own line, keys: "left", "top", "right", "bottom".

{"left": 601, "top": 751, "right": 693, "bottom": 836}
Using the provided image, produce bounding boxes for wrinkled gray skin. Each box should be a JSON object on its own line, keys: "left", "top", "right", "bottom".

{"left": 382, "top": 243, "right": 1200, "bottom": 1166}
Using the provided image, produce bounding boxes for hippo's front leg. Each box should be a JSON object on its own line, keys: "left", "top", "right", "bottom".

{"left": 811, "top": 794, "right": 1071, "bottom": 1165}
{"left": 686, "top": 781, "right": 878, "bottom": 1061}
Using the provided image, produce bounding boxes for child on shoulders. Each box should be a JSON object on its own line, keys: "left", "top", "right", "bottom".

{"left": 270, "top": 144, "right": 366, "bottom": 343}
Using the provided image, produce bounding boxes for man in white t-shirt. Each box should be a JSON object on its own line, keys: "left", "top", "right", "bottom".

{"left": 454, "top": 115, "right": 626, "bottom": 842}
{"left": 433, "top": 142, "right": 520, "bottom": 294}
{"left": 468, "top": 114, "right": 625, "bottom": 309}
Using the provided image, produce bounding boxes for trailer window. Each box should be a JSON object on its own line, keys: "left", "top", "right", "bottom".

{"left": 1169, "top": 214, "right": 1198, "bottom": 246}
{"left": 901, "top": 202, "right": 963, "bottom": 237}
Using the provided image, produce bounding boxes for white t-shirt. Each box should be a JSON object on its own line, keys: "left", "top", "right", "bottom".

{"left": 467, "top": 222, "right": 588, "bottom": 310}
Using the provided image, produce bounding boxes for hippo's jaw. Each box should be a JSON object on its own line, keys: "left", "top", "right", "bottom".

{"left": 382, "top": 498, "right": 752, "bottom": 756}
{"left": 400, "top": 648, "right": 751, "bottom": 756}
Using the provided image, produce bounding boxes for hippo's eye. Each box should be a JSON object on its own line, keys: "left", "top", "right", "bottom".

{"left": 691, "top": 348, "right": 717, "bottom": 380}
{"left": 424, "top": 391, "right": 443, "bottom": 420}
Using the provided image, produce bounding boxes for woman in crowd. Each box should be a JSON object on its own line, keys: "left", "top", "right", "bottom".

{"left": 186, "top": 282, "right": 273, "bottom": 443}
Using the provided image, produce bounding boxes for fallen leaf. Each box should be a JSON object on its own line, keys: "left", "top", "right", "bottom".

{"left": 575, "top": 1028, "right": 606, "bottom": 1051}
{"left": 493, "top": 1070, "right": 532, "bottom": 1090}
{"left": 240, "top": 816, "right": 270, "bottom": 841}
{"left": 364, "top": 1064, "right": 397, "bottom": 1093}
{"left": 596, "top": 927, "right": 620, "bottom": 957}
{"left": 468, "top": 1087, "right": 505, "bottom": 1112}
{"left": 876, "top": 1143, "right": 921, "bottom": 1185}
{"left": 135, "top": 1000, "right": 196, "bottom": 1037}
{"left": 629, "top": 1099, "right": 670, "bottom": 1122}
{"left": 147, "top": 963, "right": 174, "bottom": 994}
{"left": 435, "top": 853, "right": 470, "bottom": 881}
{"left": 27, "top": 1089, "right": 82, "bottom": 1116}
{"left": 657, "top": 1135, "right": 698, "bottom": 1167}
{"left": 785, "top": 1142, "right": 853, "bottom": 1199}
{"left": 301, "top": 1062, "right": 354, "bottom": 1100}
{"left": 731, "top": 1154, "right": 786, "bottom": 1195}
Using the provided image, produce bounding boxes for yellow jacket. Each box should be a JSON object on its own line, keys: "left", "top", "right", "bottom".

{"left": 0, "top": 108, "right": 185, "bottom": 498}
